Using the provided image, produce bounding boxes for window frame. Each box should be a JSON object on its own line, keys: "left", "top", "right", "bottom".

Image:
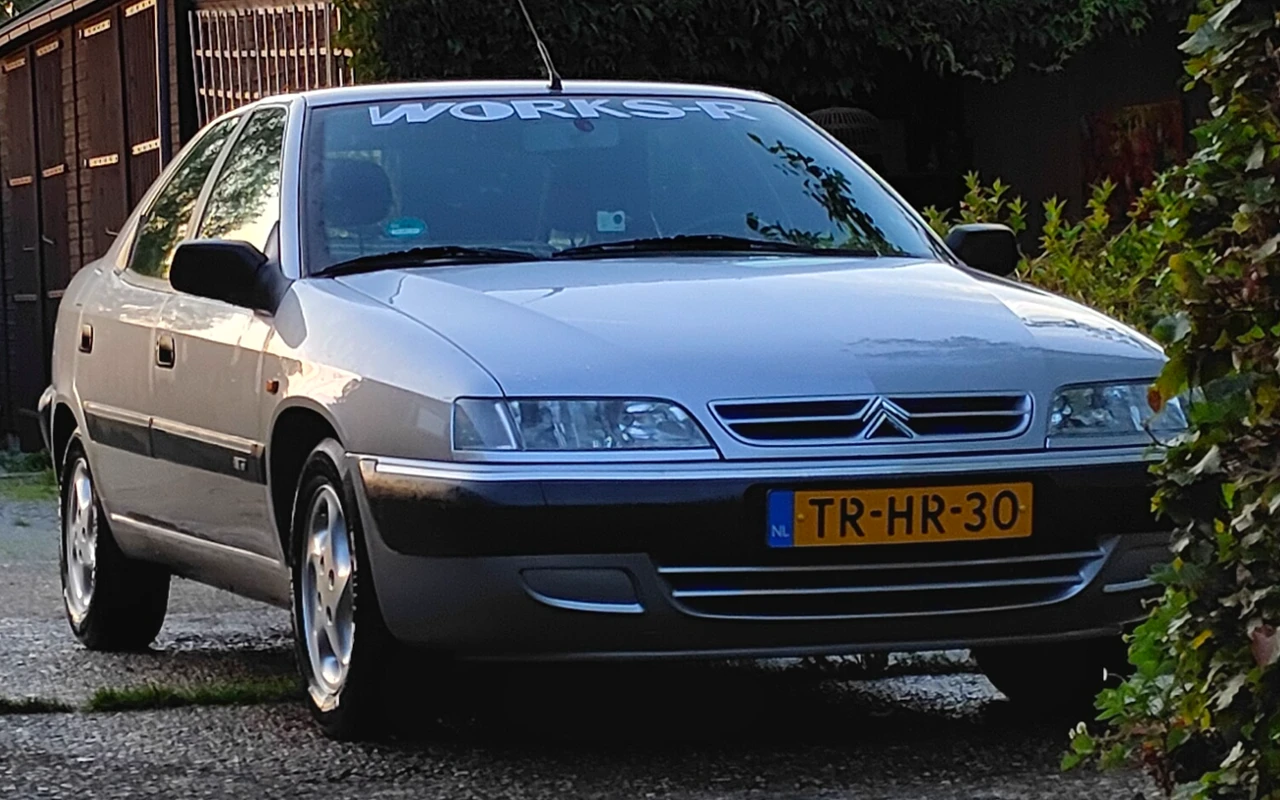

{"left": 120, "top": 112, "right": 247, "bottom": 284}
{"left": 191, "top": 103, "right": 292, "bottom": 254}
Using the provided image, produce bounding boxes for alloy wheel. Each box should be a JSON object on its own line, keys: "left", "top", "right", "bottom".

{"left": 63, "top": 459, "right": 98, "bottom": 624}
{"left": 300, "top": 484, "right": 356, "bottom": 708}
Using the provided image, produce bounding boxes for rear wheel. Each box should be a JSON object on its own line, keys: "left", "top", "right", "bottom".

{"left": 60, "top": 436, "right": 170, "bottom": 651}
{"left": 290, "top": 439, "right": 402, "bottom": 740}
{"left": 974, "top": 637, "right": 1129, "bottom": 713}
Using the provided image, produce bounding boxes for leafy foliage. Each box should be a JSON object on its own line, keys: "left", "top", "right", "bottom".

{"left": 924, "top": 173, "right": 1179, "bottom": 331}
{"left": 0, "top": 0, "right": 44, "bottom": 22}
{"left": 1060, "top": 2, "right": 1280, "bottom": 797}
{"left": 0, "top": 695, "right": 72, "bottom": 714}
{"left": 336, "top": 0, "right": 1187, "bottom": 106}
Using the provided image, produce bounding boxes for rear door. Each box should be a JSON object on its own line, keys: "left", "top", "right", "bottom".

{"left": 149, "top": 106, "right": 288, "bottom": 557}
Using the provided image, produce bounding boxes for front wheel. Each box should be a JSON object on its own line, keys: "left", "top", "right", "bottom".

{"left": 974, "top": 637, "right": 1129, "bottom": 713}
{"left": 290, "top": 439, "right": 400, "bottom": 740}
{"left": 60, "top": 436, "right": 170, "bottom": 650}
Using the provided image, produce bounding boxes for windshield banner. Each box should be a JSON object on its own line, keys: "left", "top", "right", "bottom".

{"left": 368, "top": 98, "right": 758, "bottom": 126}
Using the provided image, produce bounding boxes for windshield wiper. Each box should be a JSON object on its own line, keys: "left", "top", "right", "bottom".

{"left": 315, "top": 245, "right": 544, "bottom": 277}
{"left": 554, "top": 234, "right": 880, "bottom": 259}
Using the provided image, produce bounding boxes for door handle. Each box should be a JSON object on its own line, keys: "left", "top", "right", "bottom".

{"left": 155, "top": 333, "right": 175, "bottom": 369}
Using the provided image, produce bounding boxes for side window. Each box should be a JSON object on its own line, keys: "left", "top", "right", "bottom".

{"left": 127, "top": 116, "right": 240, "bottom": 279}
{"left": 198, "top": 107, "right": 288, "bottom": 251}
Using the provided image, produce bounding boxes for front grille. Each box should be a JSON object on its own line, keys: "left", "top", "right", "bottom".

{"left": 658, "top": 539, "right": 1113, "bottom": 620}
{"left": 711, "top": 393, "right": 1033, "bottom": 445}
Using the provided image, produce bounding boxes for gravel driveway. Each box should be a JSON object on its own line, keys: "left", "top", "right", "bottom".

{"left": 0, "top": 490, "right": 1156, "bottom": 799}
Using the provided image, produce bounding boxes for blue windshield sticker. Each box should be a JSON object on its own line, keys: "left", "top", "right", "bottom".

{"left": 367, "top": 98, "right": 757, "bottom": 126}
{"left": 385, "top": 217, "right": 428, "bottom": 238}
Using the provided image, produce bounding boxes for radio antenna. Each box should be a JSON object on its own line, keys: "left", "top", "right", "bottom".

{"left": 514, "top": 0, "right": 563, "bottom": 92}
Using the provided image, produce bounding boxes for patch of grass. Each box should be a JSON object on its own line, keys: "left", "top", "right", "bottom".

{"left": 0, "top": 696, "right": 74, "bottom": 714}
{"left": 0, "top": 449, "right": 51, "bottom": 474}
{"left": 0, "top": 469, "right": 58, "bottom": 502}
{"left": 87, "top": 676, "right": 302, "bottom": 712}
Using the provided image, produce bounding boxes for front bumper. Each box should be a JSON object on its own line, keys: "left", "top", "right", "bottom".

{"left": 350, "top": 449, "right": 1169, "bottom": 660}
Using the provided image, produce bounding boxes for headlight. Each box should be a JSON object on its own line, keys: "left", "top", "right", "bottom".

{"left": 1048, "top": 381, "right": 1188, "bottom": 443}
{"left": 453, "top": 398, "right": 711, "bottom": 451}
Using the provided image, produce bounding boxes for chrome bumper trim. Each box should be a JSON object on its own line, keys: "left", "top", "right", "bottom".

{"left": 657, "top": 549, "right": 1105, "bottom": 575}
{"left": 363, "top": 446, "right": 1157, "bottom": 483}
{"left": 1103, "top": 577, "right": 1158, "bottom": 594}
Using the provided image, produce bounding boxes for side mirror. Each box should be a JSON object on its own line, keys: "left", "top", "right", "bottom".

{"left": 944, "top": 223, "right": 1020, "bottom": 277}
{"left": 170, "top": 239, "right": 280, "bottom": 312}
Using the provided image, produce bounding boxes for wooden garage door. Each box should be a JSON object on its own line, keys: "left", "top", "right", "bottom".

{"left": 35, "top": 34, "right": 71, "bottom": 363}
{"left": 122, "top": 0, "right": 161, "bottom": 206}
{"left": 79, "top": 11, "right": 129, "bottom": 261}
{"left": 2, "top": 50, "right": 44, "bottom": 445}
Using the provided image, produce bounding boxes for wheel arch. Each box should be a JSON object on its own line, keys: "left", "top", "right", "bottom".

{"left": 267, "top": 401, "right": 343, "bottom": 563}
{"left": 51, "top": 402, "right": 80, "bottom": 476}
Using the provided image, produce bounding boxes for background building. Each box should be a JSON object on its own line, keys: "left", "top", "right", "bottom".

{"left": 0, "top": 0, "right": 348, "bottom": 447}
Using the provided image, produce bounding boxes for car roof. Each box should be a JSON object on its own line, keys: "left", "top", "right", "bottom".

{"left": 298, "top": 79, "right": 778, "bottom": 108}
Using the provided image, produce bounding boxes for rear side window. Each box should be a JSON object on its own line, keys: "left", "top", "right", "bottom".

{"left": 127, "top": 116, "right": 239, "bottom": 279}
{"left": 198, "top": 106, "right": 288, "bottom": 252}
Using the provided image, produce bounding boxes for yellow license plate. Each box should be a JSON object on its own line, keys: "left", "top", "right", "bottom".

{"left": 766, "top": 483, "right": 1033, "bottom": 547}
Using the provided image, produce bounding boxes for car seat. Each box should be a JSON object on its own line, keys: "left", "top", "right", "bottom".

{"left": 322, "top": 158, "right": 395, "bottom": 259}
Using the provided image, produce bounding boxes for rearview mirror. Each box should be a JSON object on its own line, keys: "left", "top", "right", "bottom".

{"left": 170, "top": 240, "right": 281, "bottom": 312}
{"left": 944, "top": 223, "right": 1020, "bottom": 277}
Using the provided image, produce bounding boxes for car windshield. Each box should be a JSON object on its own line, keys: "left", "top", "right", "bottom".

{"left": 301, "top": 94, "right": 941, "bottom": 272}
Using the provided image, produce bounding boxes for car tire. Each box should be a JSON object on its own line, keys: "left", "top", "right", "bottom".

{"left": 290, "top": 438, "right": 401, "bottom": 740}
{"left": 973, "top": 637, "right": 1129, "bottom": 713}
{"left": 60, "top": 435, "right": 170, "bottom": 651}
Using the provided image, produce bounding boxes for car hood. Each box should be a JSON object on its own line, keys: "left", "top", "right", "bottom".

{"left": 337, "top": 255, "right": 1164, "bottom": 403}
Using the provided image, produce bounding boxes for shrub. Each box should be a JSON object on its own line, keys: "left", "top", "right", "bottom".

{"left": 1063, "top": 1, "right": 1280, "bottom": 797}
{"left": 923, "top": 172, "right": 1179, "bottom": 331}
{"left": 335, "top": 0, "right": 1186, "bottom": 106}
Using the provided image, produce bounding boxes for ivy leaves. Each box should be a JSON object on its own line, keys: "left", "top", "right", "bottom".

{"left": 926, "top": 4, "right": 1280, "bottom": 796}
{"left": 1066, "top": 2, "right": 1280, "bottom": 797}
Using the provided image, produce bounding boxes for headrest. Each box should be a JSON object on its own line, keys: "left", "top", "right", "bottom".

{"left": 323, "top": 158, "right": 393, "bottom": 227}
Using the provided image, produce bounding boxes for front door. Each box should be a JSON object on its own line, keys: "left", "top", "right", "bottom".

{"left": 87, "top": 114, "right": 241, "bottom": 526}
{"left": 150, "top": 106, "right": 288, "bottom": 559}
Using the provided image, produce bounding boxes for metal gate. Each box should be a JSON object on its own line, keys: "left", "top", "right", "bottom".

{"left": 189, "top": 3, "right": 354, "bottom": 126}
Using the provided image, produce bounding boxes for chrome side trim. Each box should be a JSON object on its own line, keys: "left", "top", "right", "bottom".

{"left": 1103, "top": 577, "right": 1157, "bottom": 594}
{"left": 110, "top": 513, "right": 281, "bottom": 570}
{"left": 366, "top": 447, "right": 1157, "bottom": 483}
{"left": 149, "top": 416, "right": 263, "bottom": 456}
{"left": 82, "top": 400, "right": 151, "bottom": 428}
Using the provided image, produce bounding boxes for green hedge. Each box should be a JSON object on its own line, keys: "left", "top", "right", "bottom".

{"left": 337, "top": 0, "right": 1186, "bottom": 106}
